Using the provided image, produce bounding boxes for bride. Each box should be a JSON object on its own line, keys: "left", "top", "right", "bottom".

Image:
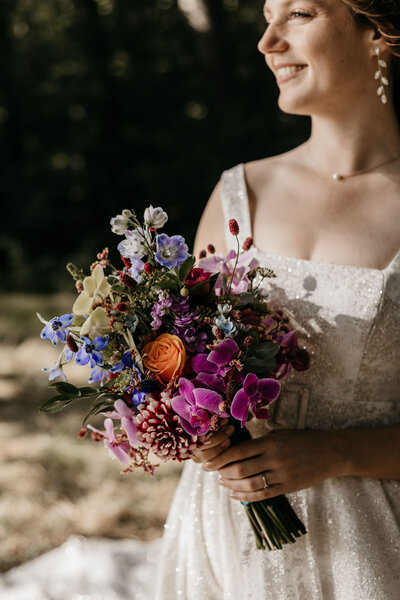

{"left": 156, "top": 1, "right": 400, "bottom": 598}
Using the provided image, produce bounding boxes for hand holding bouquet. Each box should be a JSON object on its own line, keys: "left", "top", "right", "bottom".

{"left": 38, "top": 206, "right": 309, "bottom": 550}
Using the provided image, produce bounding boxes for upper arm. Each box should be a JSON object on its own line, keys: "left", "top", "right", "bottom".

{"left": 193, "top": 180, "right": 228, "bottom": 258}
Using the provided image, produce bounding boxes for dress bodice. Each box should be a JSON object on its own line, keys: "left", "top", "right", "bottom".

{"left": 220, "top": 163, "right": 400, "bottom": 432}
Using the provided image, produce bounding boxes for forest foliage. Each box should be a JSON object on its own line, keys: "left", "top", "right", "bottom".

{"left": 0, "top": 0, "right": 309, "bottom": 292}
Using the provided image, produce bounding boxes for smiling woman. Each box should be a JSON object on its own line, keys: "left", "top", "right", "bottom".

{"left": 155, "top": 0, "right": 400, "bottom": 598}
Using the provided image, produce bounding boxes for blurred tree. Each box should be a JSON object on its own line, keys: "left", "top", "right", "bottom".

{"left": 0, "top": 0, "right": 309, "bottom": 292}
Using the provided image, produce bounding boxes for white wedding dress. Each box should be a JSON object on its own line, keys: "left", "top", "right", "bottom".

{"left": 155, "top": 163, "right": 400, "bottom": 599}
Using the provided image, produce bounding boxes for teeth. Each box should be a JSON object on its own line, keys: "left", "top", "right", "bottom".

{"left": 276, "top": 65, "right": 305, "bottom": 78}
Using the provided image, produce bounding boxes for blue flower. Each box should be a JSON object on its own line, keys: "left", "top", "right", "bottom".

{"left": 213, "top": 314, "right": 237, "bottom": 337}
{"left": 126, "top": 315, "right": 139, "bottom": 333}
{"left": 155, "top": 234, "right": 188, "bottom": 269}
{"left": 88, "top": 365, "right": 110, "bottom": 385}
{"left": 111, "top": 351, "right": 134, "bottom": 373}
{"left": 75, "top": 336, "right": 109, "bottom": 368}
{"left": 129, "top": 258, "right": 145, "bottom": 282}
{"left": 40, "top": 314, "right": 74, "bottom": 346}
{"left": 42, "top": 361, "right": 66, "bottom": 382}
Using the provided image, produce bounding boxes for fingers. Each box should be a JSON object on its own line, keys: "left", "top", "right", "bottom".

{"left": 192, "top": 424, "right": 234, "bottom": 464}
{"left": 218, "top": 470, "right": 276, "bottom": 493}
{"left": 201, "top": 437, "right": 267, "bottom": 472}
{"left": 227, "top": 484, "right": 283, "bottom": 502}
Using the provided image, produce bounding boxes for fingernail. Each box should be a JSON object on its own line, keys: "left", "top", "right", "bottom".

{"left": 218, "top": 476, "right": 224, "bottom": 485}
{"left": 203, "top": 461, "right": 212, "bottom": 470}
{"left": 203, "top": 439, "right": 213, "bottom": 446}
{"left": 230, "top": 491, "right": 238, "bottom": 499}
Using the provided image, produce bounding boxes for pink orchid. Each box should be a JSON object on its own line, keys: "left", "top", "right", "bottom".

{"left": 101, "top": 399, "right": 139, "bottom": 448}
{"left": 199, "top": 247, "right": 259, "bottom": 295}
{"left": 87, "top": 418, "right": 132, "bottom": 464}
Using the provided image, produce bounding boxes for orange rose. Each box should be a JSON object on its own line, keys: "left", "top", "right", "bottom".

{"left": 142, "top": 333, "right": 186, "bottom": 385}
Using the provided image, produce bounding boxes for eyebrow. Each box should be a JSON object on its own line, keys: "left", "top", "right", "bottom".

{"left": 263, "top": 0, "right": 324, "bottom": 17}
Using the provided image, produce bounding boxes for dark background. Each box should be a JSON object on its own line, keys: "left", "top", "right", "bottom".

{"left": 0, "top": 0, "right": 310, "bottom": 293}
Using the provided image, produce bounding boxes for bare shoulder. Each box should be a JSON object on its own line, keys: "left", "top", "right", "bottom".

{"left": 243, "top": 145, "right": 307, "bottom": 200}
{"left": 193, "top": 179, "right": 227, "bottom": 258}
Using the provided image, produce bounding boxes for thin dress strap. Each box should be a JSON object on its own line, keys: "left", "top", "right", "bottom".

{"left": 220, "top": 163, "right": 252, "bottom": 251}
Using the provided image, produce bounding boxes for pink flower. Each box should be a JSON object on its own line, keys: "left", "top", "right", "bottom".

{"left": 172, "top": 378, "right": 229, "bottom": 435}
{"left": 87, "top": 418, "right": 132, "bottom": 464}
{"left": 199, "top": 248, "right": 259, "bottom": 295}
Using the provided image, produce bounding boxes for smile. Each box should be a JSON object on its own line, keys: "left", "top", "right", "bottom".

{"left": 275, "top": 65, "right": 307, "bottom": 84}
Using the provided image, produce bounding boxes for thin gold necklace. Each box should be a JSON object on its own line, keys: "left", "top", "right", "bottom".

{"left": 307, "top": 148, "right": 400, "bottom": 182}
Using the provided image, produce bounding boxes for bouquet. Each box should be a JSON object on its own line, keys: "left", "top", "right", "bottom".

{"left": 38, "top": 206, "right": 309, "bottom": 550}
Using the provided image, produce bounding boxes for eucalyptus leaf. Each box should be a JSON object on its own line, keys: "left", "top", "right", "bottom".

{"left": 50, "top": 381, "right": 80, "bottom": 395}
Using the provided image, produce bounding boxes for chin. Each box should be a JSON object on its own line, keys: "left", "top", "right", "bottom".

{"left": 277, "top": 92, "right": 315, "bottom": 117}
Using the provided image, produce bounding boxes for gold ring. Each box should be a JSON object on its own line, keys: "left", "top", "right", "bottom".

{"left": 262, "top": 473, "right": 269, "bottom": 489}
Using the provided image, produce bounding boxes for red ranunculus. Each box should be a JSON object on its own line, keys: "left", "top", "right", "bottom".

{"left": 185, "top": 268, "right": 212, "bottom": 293}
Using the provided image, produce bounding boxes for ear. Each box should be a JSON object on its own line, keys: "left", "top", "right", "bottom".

{"left": 366, "top": 26, "right": 389, "bottom": 57}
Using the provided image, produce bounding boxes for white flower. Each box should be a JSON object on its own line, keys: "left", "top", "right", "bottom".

{"left": 110, "top": 209, "right": 132, "bottom": 235}
{"left": 80, "top": 307, "right": 111, "bottom": 339}
{"left": 72, "top": 264, "right": 112, "bottom": 316}
{"left": 118, "top": 228, "right": 149, "bottom": 260}
{"left": 144, "top": 205, "right": 168, "bottom": 229}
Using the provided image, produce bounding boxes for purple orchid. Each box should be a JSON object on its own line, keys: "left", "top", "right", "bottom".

{"left": 39, "top": 314, "right": 74, "bottom": 346}
{"left": 155, "top": 234, "right": 188, "bottom": 269}
{"left": 172, "top": 378, "right": 229, "bottom": 435}
{"left": 191, "top": 338, "right": 239, "bottom": 393}
{"left": 199, "top": 248, "right": 259, "bottom": 295}
{"left": 231, "top": 373, "right": 281, "bottom": 427}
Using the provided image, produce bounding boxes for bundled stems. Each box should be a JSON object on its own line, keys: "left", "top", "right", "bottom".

{"left": 228, "top": 417, "right": 307, "bottom": 551}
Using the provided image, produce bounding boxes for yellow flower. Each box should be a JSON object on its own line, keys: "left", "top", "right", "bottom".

{"left": 80, "top": 307, "right": 111, "bottom": 339}
{"left": 73, "top": 264, "right": 111, "bottom": 316}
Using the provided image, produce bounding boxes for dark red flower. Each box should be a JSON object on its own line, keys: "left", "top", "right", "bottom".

{"left": 66, "top": 334, "right": 78, "bottom": 353}
{"left": 207, "top": 244, "right": 215, "bottom": 254}
{"left": 229, "top": 219, "right": 240, "bottom": 236}
{"left": 121, "top": 255, "right": 131, "bottom": 269}
{"left": 243, "top": 237, "right": 253, "bottom": 251}
{"left": 185, "top": 268, "right": 212, "bottom": 293}
{"left": 119, "top": 272, "right": 137, "bottom": 290}
{"left": 199, "top": 249, "right": 207, "bottom": 259}
{"left": 78, "top": 428, "right": 88, "bottom": 439}
{"left": 116, "top": 302, "right": 130, "bottom": 312}
{"left": 239, "top": 308, "right": 261, "bottom": 327}
{"left": 144, "top": 262, "right": 155, "bottom": 274}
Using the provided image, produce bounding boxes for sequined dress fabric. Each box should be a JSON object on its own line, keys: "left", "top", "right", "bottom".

{"left": 155, "top": 163, "right": 400, "bottom": 600}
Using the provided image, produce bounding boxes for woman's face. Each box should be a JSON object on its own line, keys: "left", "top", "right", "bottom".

{"left": 258, "top": 0, "right": 378, "bottom": 116}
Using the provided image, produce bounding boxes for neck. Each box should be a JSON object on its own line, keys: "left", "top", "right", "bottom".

{"left": 306, "top": 100, "right": 400, "bottom": 176}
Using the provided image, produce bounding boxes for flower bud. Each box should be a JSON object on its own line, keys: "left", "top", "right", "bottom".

{"left": 242, "top": 237, "right": 253, "bottom": 251}
{"left": 199, "top": 249, "right": 207, "bottom": 259}
{"left": 180, "top": 286, "right": 189, "bottom": 297}
{"left": 229, "top": 219, "right": 239, "bottom": 236}
{"left": 144, "top": 262, "right": 155, "bottom": 274}
{"left": 207, "top": 244, "right": 215, "bottom": 254}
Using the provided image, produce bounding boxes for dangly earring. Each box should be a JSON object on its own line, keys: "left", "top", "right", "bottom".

{"left": 374, "top": 46, "right": 389, "bottom": 104}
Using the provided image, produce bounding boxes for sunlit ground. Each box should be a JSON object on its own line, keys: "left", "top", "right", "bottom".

{"left": 0, "top": 294, "right": 181, "bottom": 572}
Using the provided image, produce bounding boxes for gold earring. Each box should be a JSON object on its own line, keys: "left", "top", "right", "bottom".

{"left": 374, "top": 46, "right": 389, "bottom": 104}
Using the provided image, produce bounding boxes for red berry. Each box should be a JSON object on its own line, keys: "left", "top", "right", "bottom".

{"left": 229, "top": 219, "right": 239, "bottom": 236}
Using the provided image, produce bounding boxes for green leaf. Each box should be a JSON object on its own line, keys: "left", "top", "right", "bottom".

{"left": 50, "top": 381, "right": 80, "bottom": 395}
{"left": 247, "top": 342, "right": 280, "bottom": 360}
{"left": 78, "top": 386, "right": 99, "bottom": 396}
{"left": 39, "top": 394, "right": 77, "bottom": 413}
{"left": 243, "top": 356, "right": 277, "bottom": 375}
{"left": 111, "top": 284, "right": 128, "bottom": 294}
{"left": 83, "top": 400, "right": 116, "bottom": 426}
{"left": 178, "top": 255, "right": 196, "bottom": 283}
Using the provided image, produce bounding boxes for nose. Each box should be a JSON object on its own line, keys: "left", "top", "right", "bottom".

{"left": 257, "top": 25, "right": 289, "bottom": 55}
